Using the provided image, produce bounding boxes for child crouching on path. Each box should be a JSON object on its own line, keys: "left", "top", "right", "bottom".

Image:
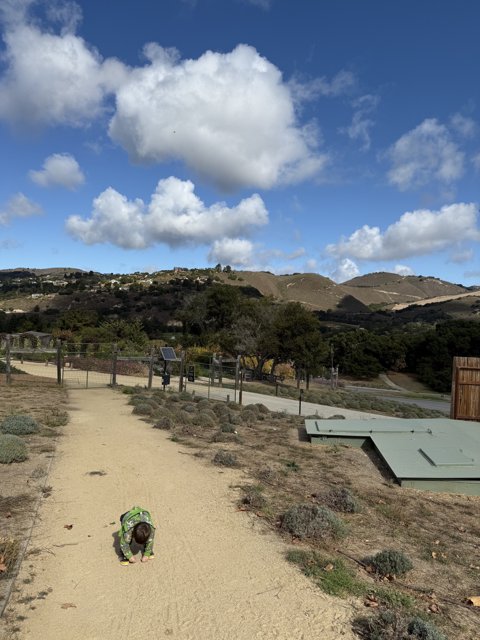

{"left": 119, "top": 506, "right": 155, "bottom": 564}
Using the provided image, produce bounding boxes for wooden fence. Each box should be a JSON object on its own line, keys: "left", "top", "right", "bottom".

{"left": 451, "top": 356, "right": 480, "bottom": 421}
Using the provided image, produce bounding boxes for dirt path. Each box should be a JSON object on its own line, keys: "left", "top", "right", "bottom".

{"left": 9, "top": 388, "right": 357, "bottom": 640}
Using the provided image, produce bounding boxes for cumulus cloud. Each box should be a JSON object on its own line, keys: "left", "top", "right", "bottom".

{"left": 0, "top": 193, "right": 42, "bottom": 225}
{"left": 387, "top": 119, "right": 464, "bottom": 190}
{"left": 326, "top": 203, "right": 479, "bottom": 261}
{"left": 330, "top": 258, "right": 360, "bottom": 283}
{"left": 109, "top": 44, "right": 327, "bottom": 190}
{"left": 340, "top": 94, "right": 379, "bottom": 151}
{"left": 29, "top": 153, "right": 85, "bottom": 189}
{"left": 0, "top": 5, "right": 128, "bottom": 127}
{"left": 208, "top": 238, "right": 254, "bottom": 267}
{"left": 393, "top": 264, "right": 414, "bottom": 276}
{"left": 473, "top": 153, "right": 480, "bottom": 172}
{"left": 289, "top": 70, "right": 356, "bottom": 103}
{"left": 66, "top": 176, "right": 268, "bottom": 249}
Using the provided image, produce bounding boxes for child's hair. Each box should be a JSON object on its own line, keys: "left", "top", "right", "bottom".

{"left": 133, "top": 522, "right": 151, "bottom": 544}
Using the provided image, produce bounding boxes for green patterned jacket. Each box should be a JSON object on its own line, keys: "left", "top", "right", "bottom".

{"left": 119, "top": 506, "right": 155, "bottom": 559}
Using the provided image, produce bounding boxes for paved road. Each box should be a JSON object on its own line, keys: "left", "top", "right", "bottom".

{"left": 12, "top": 360, "right": 384, "bottom": 420}
{"left": 345, "top": 385, "right": 450, "bottom": 414}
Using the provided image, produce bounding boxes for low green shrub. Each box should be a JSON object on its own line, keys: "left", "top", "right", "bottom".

{"left": 1, "top": 415, "right": 39, "bottom": 435}
{"left": 366, "top": 549, "right": 413, "bottom": 577}
{"left": 153, "top": 417, "right": 173, "bottom": 430}
{"left": 256, "top": 466, "right": 277, "bottom": 483}
{"left": 192, "top": 412, "right": 218, "bottom": 428}
{"left": 281, "top": 504, "right": 347, "bottom": 541}
{"left": 0, "top": 434, "right": 28, "bottom": 463}
{"left": 213, "top": 450, "right": 238, "bottom": 467}
{"left": 43, "top": 408, "right": 69, "bottom": 428}
{"left": 353, "top": 610, "right": 446, "bottom": 640}
{"left": 241, "top": 409, "right": 257, "bottom": 424}
{"left": 255, "top": 403, "right": 270, "bottom": 414}
{"left": 241, "top": 486, "right": 267, "bottom": 510}
{"left": 407, "top": 617, "right": 447, "bottom": 640}
{"left": 221, "top": 423, "right": 236, "bottom": 433}
{"left": 132, "top": 403, "right": 154, "bottom": 416}
{"left": 322, "top": 487, "right": 361, "bottom": 513}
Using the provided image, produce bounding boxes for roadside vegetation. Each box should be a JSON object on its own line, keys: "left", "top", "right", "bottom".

{"left": 125, "top": 386, "right": 480, "bottom": 640}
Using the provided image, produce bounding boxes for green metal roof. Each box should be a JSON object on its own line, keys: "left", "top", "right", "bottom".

{"left": 305, "top": 418, "right": 480, "bottom": 485}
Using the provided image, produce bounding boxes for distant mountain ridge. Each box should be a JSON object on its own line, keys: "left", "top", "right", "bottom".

{"left": 0, "top": 267, "right": 476, "bottom": 315}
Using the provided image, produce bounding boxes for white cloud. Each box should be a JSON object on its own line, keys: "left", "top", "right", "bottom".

{"left": 0, "top": 192, "right": 42, "bottom": 225}
{"left": 0, "top": 13, "right": 128, "bottom": 127}
{"left": 304, "top": 258, "right": 317, "bottom": 271}
{"left": 326, "top": 203, "right": 479, "bottom": 261}
{"left": 109, "top": 44, "right": 327, "bottom": 190}
{"left": 450, "top": 113, "right": 477, "bottom": 138}
{"left": 387, "top": 118, "right": 464, "bottom": 190}
{"left": 393, "top": 264, "right": 414, "bottom": 276}
{"left": 66, "top": 176, "right": 268, "bottom": 249}
{"left": 29, "top": 153, "right": 85, "bottom": 189}
{"left": 243, "top": 0, "right": 273, "bottom": 9}
{"left": 473, "top": 153, "right": 480, "bottom": 172}
{"left": 330, "top": 258, "right": 360, "bottom": 283}
{"left": 449, "top": 248, "right": 474, "bottom": 264}
{"left": 208, "top": 238, "right": 254, "bottom": 267}
{"left": 289, "top": 70, "right": 355, "bottom": 102}
{"left": 340, "top": 94, "right": 379, "bottom": 151}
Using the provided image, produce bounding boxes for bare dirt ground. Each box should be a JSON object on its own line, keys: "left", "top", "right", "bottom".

{"left": 1, "top": 387, "right": 356, "bottom": 640}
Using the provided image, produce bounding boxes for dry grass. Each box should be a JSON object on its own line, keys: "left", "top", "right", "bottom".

{"left": 131, "top": 388, "right": 480, "bottom": 640}
{"left": 0, "top": 377, "right": 68, "bottom": 637}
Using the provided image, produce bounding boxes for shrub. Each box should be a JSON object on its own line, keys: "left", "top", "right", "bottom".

{"left": 241, "top": 409, "right": 257, "bottom": 424}
{"left": 153, "top": 417, "right": 173, "bottom": 430}
{"left": 407, "top": 617, "right": 447, "bottom": 640}
{"left": 353, "top": 611, "right": 446, "bottom": 640}
{"left": 182, "top": 403, "right": 197, "bottom": 413}
{"left": 1, "top": 415, "right": 39, "bottom": 435}
{"left": 366, "top": 549, "right": 413, "bottom": 577}
{"left": 212, "top": 403, "right": 229, "bottom": 417}
{"left": 281, "top": 504, "right": 347, "bottom": 541}
{"left": 221, "top": 423, "right": 236, "bottom": 433}
{"left": 43, "top": 409, "right": 69, "bottom": 428}
{"left": 132, "top": 403, "right": 154, "bottom": 416}
{"left": 228, "top": 413, "right": 242, "bottom": 425}
{"left": 255, "top": 403, "right": 270, "bottom": 414}
{"left": 244, "top": 404, "right": 259, "bottom": 413}
{"left": 322, "top": 487, "right": 361, "bottom": 513}
{"left": 241, "top": 486, "right": 267, "bottom": 510}
{"left": 197, "top": 398, "right": 210, "bottom": 409}
{"left": 0, "top": 434, "right": 28, "bottom": 463}
{"left": 178, "top": 391, "right": 192, "bottom": 401}
{"left": 192, "top": 412, "right": 218, "bottom": 428}
{"left": 213, "top": 450, "right": 238, "bottom": 467}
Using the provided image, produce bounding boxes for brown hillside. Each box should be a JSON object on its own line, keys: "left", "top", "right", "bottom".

{"left": 341, "top": 272, "right": 468, "bottom": 307}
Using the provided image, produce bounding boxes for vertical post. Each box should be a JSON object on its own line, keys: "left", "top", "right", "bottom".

{"left": 56, "top": 339, "right": 62, "bottom": 385}
{"left": 5, "top": 335, "right": 11, "bottom": 385}
{"left": 148, "top": 347, "right": 155, "bottom": 390}
{"left": 218, "top": 356, "right": 223, "bottom": 388}
{"left": 239, "top": 369, "right": 243, "bottom": 406}
{"left": 179, "top": 350, "right": 185, "bottom": 393}
{"left": 234, "top": 355, "right": 240, "bottom": 403}
{"left": 86, "top": 366, "right": 89, "bottom": 389}
{"left": 112, "top": 343, "right": 118, "bottom": 386}
{"left": 299, "top": 388, "right": 303, "bottom": 416}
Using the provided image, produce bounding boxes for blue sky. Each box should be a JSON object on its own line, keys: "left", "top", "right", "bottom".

{"left": 0, "top": 0, "right": 479, "bottom": 284}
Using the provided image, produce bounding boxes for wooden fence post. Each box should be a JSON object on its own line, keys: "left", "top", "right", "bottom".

{"left": 56, "top": 339, "right": 62, "bottom": 385}
{"left": 5, "top": 335, "right": 11, "bottom": 385}
{"left": 112, "top": 343, "right": 118, "bottom": 386}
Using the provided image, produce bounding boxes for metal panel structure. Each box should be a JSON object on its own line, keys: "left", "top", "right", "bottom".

{"left": 451, "top": 356, "right": 480, "bottom": 420}
{"left": 160, "top": 347, "right": 178, "bottom": 361}
{"left": 305, "top": 417, "right": 480, "bottom": 496}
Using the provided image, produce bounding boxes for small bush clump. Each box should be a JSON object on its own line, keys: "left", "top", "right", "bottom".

{"left": 132, "top": 403, "right": 154, "bottom": 416}
{"left": 213, "top": 450, "right": 238, "bottom": 467}
{"left": 241, "top": 409, "right": 257, "bottom": 424}
{"left": 366, "top": 549, "right": 413, "bottom": 577}
{"left": 192, "top": 412, "right": 218, "bottom": 428}
{"left": 407, "top": 617, "right": 447, "bottom": 640}
{"left": 241, "top": 486, "right": 267, "bottom": 510}
{"left": 281, "top": 504, "right": 347, "bottom": 541}
{"left": 0, "top": 434, "right": 28, "bottom": 463}
{"left": 221, "top": 423, "right": 236, "bottom": 433}
{"left": 322, "top": 487, "right": 361, "bottom": 513}
{"left": 353, "top": 610, "right": 446, "bottom": 640}
{"left": 1, "top": 415, "right": 39, "bottom": 435}
{"left": 256, "top": 466, "right": 277, "bottom": 483}
{"left": 153, "top": 417, "right": 173, "bottom": 430}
